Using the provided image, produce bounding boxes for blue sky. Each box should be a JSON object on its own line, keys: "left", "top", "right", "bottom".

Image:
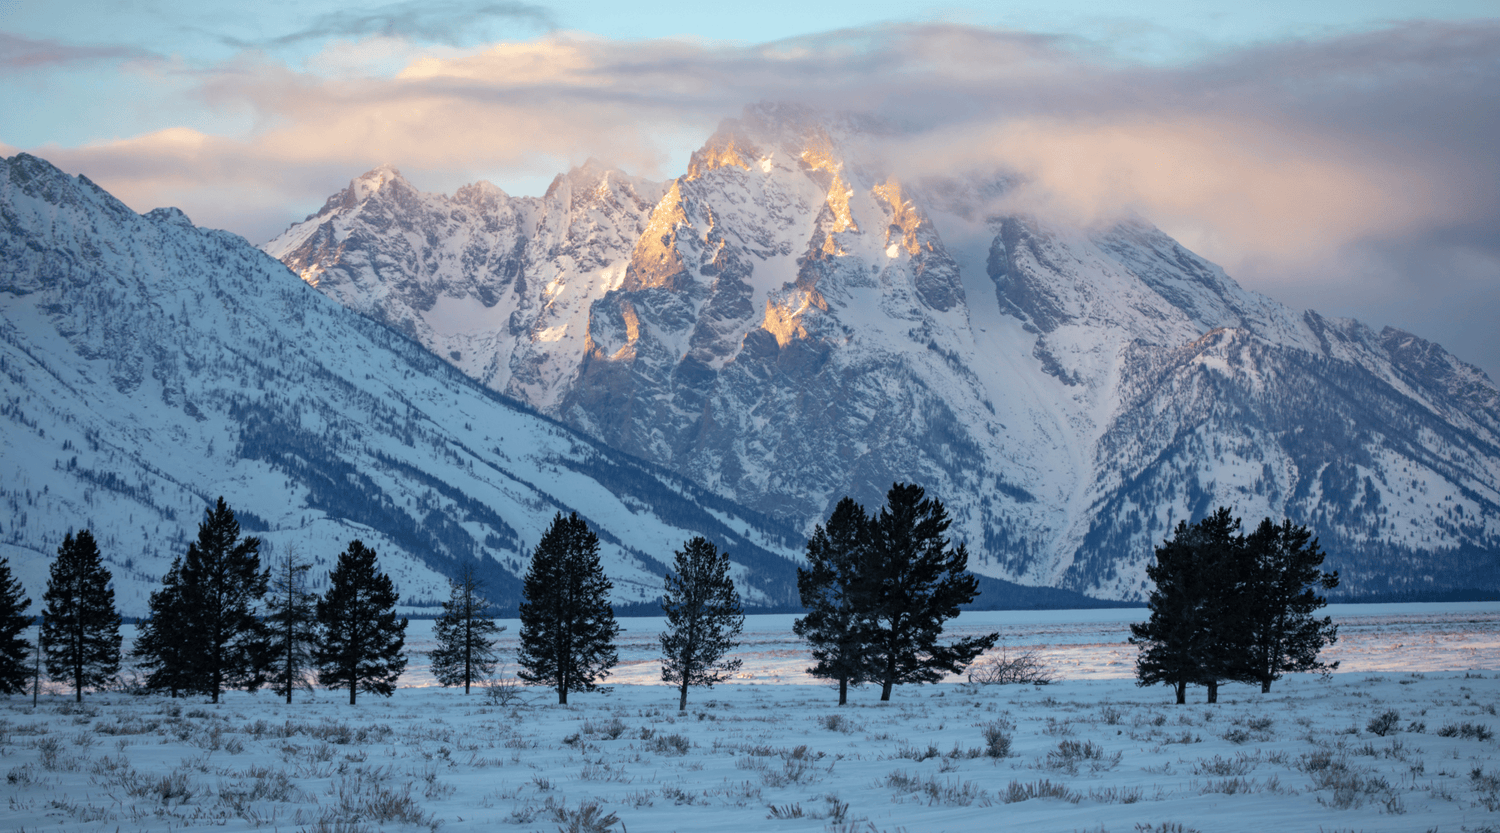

{"left": 3, "top": 0, "right": 1498, "bottom": 379}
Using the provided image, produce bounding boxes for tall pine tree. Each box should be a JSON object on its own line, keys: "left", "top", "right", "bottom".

{"left": 265, "top": 547, "right": 319, "bottom": 703}
{"left": 518, "top": 512, "right": 619, "bottom": 704}
{"left": 793, "top": 497, "right": 872, "bottom": 705}
{"left": 660, "top": 536, "right": 744, "bottom": 712}
{"left": 863, "top": 484, "right": 997, "bottom": 701}
{"left": 430, "top": 564, "right": 504, "bottom": 694}
{"left": 1236, "top": 517, "right": 1339, "bottom": 692}
{"left": 42, "top": 530, "right": 121, "bottom": 702}
{"left": 178, "top": 497, "right": 271, "bottom": 703}
{"left": 132, "top": 557, "right": 194, "bottom": 697}
{"left": 1130, "top": 508, "right": 1245, "bottom": 704}
{"left": 0, "top": 557, "right": 32, "bottom": 695}
{"left": 315, "top": 540, "right": 408, "bottom": 704}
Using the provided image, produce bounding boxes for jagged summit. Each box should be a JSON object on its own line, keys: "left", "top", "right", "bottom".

{"left": 260, "top": 119, "right": 1500, "bottom": 600}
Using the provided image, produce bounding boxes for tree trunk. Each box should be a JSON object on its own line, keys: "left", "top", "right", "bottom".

{"left": 349, "top": 679, "right": 357, "bottom": 705}
{"left": 678, "top": 680, "right": 689, "bottom": 712}
{"left": 1206, "top": 680, "right": 1218, "bottom": 704}
{"left": 1174, "top": 680, "right": 1187, "bottom": 704}
{"left": 880, "top": 680, "right": 893, "bottom": 701}
{"left": 1261, "top": 678, "right": 1272, "bottom": 694}
{"left": 838, "top": 677, "right": 848, "bottom": 706}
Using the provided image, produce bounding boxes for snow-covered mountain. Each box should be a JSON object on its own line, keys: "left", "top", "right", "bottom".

{"left": 0, "top": 152, "right": 807, "bottom": 617}
{"left": 265, "top": 103, "right": 1500, "bottom": 600}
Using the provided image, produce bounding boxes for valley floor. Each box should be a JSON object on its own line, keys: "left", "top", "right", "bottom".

{"left": 5, "top": 604, "right": 1500, "bottom": 832}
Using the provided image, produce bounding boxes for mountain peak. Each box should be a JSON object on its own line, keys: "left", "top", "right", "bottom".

{"left": 347, "top": 164, "right": 409, "bottom": 203}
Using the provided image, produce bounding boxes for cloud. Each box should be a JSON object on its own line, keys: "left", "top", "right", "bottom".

{"left": 218, "top": 0, "right": 558, "bottom": 49}
{"left": 0, "top": 32, "right": 155, "bottom": 70}
{"left": 21, "top": 21, "right": 1500, "bottom": 373}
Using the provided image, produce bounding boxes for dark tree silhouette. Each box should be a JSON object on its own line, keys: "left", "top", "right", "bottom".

{"left": 1236, "top": 517, "right": 1339, "bottom": 692}
{"left": 265, "top": 547, "right": 319, "bottom": 703}
{"left": 660, "top": 536, "right": 744, "bottom": 711}
{"left": 1130, "top": 507, "right": 1245, "bottom": 704}
{"left": 0, "top": 557, "right": 32, "bottom": 695}
{"left": 42, "top": 530, "right": 121, "bottom": 702}
{"left": 863, "top": 484, "right": 997, "bottom": 701}
{"left": 430, "top": 564, "right": 504, "bottom": 693}
{"left": 315, "top": 540, "right": 408, "bottom": 704}
{"left": 177, "top": 497, "right": 271, "bottom": 703}
{"left": 793, "top": 497, "right": 872, "bottom": 705}
{"left": 518, "top": 512, "right": 619, "bottom": 704}
{"left": 132, "top": 557, "right": 194, "bottom": 697}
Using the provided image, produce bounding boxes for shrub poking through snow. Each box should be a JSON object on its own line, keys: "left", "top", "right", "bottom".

{"left": 982, "top": 720, "right": 1013, "bottom": 758}
{"left": 969, "top": 647, "right": 1055, "bottom": 686}
{"left": 1043, "top": 739, "right": 1121, "bottom": 774}
{"left": 1437, "top": 723, "right": 1494, "bottom": 741}
{"left": 1367, "top": 710, "right": 1401, "bottom": 736}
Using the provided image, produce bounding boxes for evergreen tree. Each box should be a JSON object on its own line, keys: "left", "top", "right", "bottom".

{"left": 862, "top": 484, "right": 997, "bottom": 701}
{"left": 430, "top": 564, "right": 504, "bottom": 693}
{"left": 177, "top": 497, "right": 271, "bottom": 703}
{"left": 265, "top": 547, "right": 319, "bottom": 703}
{"left": 315, "top": 540, "right": 408, "bottom": 704}
{"left": 518, "top": 512, "right": 619, "bottom": 704}
{"left": 41, "top": 530, "right": 121, "bottom": 702}
{"left": 132, "top": 557, "right": 195, "bottom": 697}
{"left": 1235, "top": 517, "right": 1339, "bottom": 692}
{"left": 793, "top": 497, "right": 872, "bottom": 705}
{"left": 0, "top": 557, "right": 32, "bottom": 695}
{"left": 660, "top": 536, "right": 744, "bottom": 712}
{"left": 1130, "top": 508, "right": 1245, "bottom": 704}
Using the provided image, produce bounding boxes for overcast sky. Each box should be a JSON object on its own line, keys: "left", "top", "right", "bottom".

{"left": 3, "top": 0, "right": 1497, "bottom": 381}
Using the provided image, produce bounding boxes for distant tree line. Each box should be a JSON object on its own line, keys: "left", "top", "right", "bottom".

{"left": 1130, "top": 507, "right": 1339, "bottom": 703}
{"left": 0, "top": 483, "right": 1020, "bottom": 709}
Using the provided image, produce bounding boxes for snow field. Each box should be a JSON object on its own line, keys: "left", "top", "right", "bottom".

{"left": 6, "top": 605, "right": 1500, "bottom": 832}
{"left": 5, "top": 673, "right": 1500, "bottom": 832}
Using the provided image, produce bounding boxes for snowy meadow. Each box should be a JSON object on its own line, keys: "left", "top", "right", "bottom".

{"left": 6, "top": 604, "right": 1500, "bottom": 832}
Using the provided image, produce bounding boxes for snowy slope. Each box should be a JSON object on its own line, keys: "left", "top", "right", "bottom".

{"left": 0, "top": 153, "right": 804, "bottom": 617}
{"left": 265, "top": 104, "right": 1500, "bottom": 600}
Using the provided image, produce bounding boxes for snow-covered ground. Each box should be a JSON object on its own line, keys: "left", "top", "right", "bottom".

{"left": 6, "top": 603, "right": 1500, "bottom": 832}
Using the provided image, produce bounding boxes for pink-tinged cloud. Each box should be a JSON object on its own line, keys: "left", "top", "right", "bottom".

{"left": 21, "top": 22, "right": 1500, "bottom": 304}
{"left": 0, "top": 32, "right": 154, "bottom": 70}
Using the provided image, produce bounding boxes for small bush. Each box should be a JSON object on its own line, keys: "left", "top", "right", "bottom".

{"left": 1437, "top": 722, "right": 1493, "bottom": 741}
{"left": 1043, "top": 739, "right": 1119, "bottom": 774}
{"left": 1367, "top": 710, "right": 1401, "bottom": 737}
{"left": 551, "top": 799, "right": 621, "bottom": 833}
{"left": 1002, "top": 779, "right": 1081, "bottom": 804}
{"left": 647, "top": 733, "right": 691, "bottom": 755}
{"left": 820, "top": 713, "right": 856, "bottom": 733}
{"left": 981, "top": 720, "right": 1013, "bottom": 759}
{"left": 1221, "top": 728, "right": 1251, "bottom": 745}
{"left": 968, "top": 647, "right": 1055, "bottom": 685}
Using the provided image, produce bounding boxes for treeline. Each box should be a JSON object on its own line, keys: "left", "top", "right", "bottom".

{"left": 0, "top": 483, "right": 1002, "bottom": 709}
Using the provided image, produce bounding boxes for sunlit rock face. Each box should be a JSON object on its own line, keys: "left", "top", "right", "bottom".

{"left": 265, "top": 104, "right": 1500, "bottom": 600}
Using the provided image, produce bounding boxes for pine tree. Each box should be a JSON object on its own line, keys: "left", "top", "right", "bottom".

{"left": 177, "top": 497, "right": 271, "bottom": 703}
{"left": 315, "top": 540, "right": 408, "bottom": 704}
{"left": 430, "top": 564, "right": 504, "bottom": 694}
{"left": 265, "top": 547, "right": 319, "bottom": 703}
{"left": 1236, "top": 517, "right": 1339, "bottom": 692}
{"left": 132, "top": 557, "right": 195, "bottom": 697}
{"left": 0, "top": 557, "right": 33, "bottom": 695}
{"left": 1129, "top": 508, "right": 1245, "bottom": 704}
{"left": 42, "top": 530, "right": 121, "bottom": 702}
{"left": 660, "top": 536, "right": 744, "bottom": 712}
{"left": 793, "top": 497, "right": 872, "bottom": 705}
{"left": 863, "top": 484, "right": 997, "bottom": 701}
{"left": 518, "top": 512, "right": 619, "bottom": 704}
